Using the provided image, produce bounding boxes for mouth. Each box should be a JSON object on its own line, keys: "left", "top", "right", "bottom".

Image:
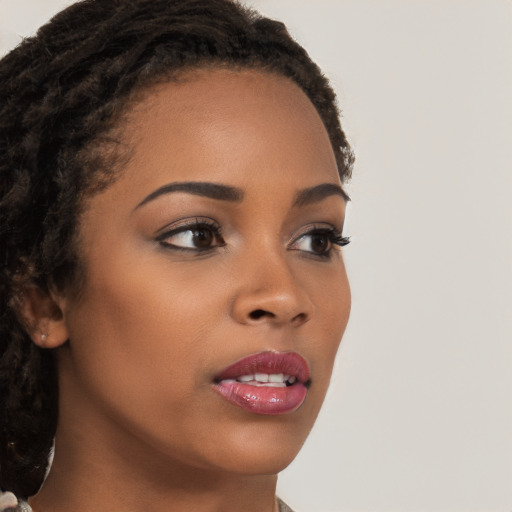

{"left": 212, "top": 351, "right": 310, "bottom": 415}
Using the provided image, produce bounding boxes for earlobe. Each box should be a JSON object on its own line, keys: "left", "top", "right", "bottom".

{"left": 18, "top": 285, "right": 69, "bottom": 349}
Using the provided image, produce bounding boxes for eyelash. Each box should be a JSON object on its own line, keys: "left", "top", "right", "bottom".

{"left": 289, "top": 226, "right": 350, "bottom": 259}
{"left": 155, "top": 220, "right": 350, "bottom": 257}
{"left": 155, "top": 219, "right": 225, "bottom": 252}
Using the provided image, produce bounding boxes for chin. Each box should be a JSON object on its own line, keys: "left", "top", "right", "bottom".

{"left": 215, "top": 445, "right": 301, "bottom": 476}
{"left": 200, "top": 415, "right": 315, "bottom": 476}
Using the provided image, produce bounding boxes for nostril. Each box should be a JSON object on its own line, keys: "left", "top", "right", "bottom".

{"left": 293, "top": 312, "right": 308, "bottom": 324}
{"left": 249, "top": 309, "right": 274, "bottom": 320}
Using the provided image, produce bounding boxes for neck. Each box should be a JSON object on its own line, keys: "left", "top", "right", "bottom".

{"left": 30, "top": 425, "right": 279, "bottom": 512}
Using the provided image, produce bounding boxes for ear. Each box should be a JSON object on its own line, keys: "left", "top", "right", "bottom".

{"left": 18, "top": 285, "right": 69, "bottom": 349}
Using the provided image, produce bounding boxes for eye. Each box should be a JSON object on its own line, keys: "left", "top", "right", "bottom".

{"left": 155, "top": 219, "right": 225, "bottom": 252}
{"left": 289, "top": 226, "right": 350, "bottom": 257}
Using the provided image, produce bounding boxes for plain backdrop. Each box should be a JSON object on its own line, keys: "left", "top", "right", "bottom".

{"left": 1, "top": 1, "right": 511, "bottom": 511}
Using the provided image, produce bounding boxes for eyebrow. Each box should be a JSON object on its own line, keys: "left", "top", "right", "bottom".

{"left": 135, "top": 180, "right": 349, "bottom": 210}
{"left": 135, "top": 181, "right": 244, "bottom": 209}
{"left": 292, "top": 183, "right": 350, "bottom": 207}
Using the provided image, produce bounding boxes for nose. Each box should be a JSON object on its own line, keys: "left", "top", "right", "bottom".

{"left": 230, "top": 252, "right": 315, "bottom": 328}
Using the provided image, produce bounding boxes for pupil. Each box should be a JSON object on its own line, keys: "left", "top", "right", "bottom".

{"left": 311, "top": 234, "right": 328, "bottom": 253}
{"left": 193, "top": 228, "right": 213, "bottom": 247}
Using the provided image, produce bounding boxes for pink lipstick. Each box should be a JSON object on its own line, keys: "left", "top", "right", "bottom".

{"left": 213, "top": 351, "right": 310, "bottom": 415}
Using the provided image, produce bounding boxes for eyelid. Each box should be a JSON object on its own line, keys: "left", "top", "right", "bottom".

{"left": 288, "top": 222, "right": 344, "bottom": 243}
{"left": 154, "top": 216, "right": 220, "bottom": 238}
{"left": 153, "top": 218, "right": 348, "bottom": 255}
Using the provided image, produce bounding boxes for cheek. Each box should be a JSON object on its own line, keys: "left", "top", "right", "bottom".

{"left": 307, "top": 262, "right": 350, "bottom": 374}
{"left": 62, "top": 254, "right": 225, "bottom": 420}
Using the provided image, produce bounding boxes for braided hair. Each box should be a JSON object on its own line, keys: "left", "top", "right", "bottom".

{"left": 0, "top": 0, "right": 354, "bottom": 498}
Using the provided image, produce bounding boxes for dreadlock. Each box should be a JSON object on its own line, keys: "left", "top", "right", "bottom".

{"left": 0, "top": 0, "right": 353, "bottom": 498}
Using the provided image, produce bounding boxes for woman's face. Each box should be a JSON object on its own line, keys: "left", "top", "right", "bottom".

{"left": 57, "top": 69, "right": 350, "bottom": 475}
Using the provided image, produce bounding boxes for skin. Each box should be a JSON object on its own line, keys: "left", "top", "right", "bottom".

{"left": 27, "top": 69, "right": 351, "bottom": 512}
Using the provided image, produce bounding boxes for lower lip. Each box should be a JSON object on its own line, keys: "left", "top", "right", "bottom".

{"left": 213, "top": 381, "right": 307, "bottom": 415}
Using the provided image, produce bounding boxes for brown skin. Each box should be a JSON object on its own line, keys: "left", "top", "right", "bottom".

{"left": 26, "top": 69, "right": 350, "bottom": 512}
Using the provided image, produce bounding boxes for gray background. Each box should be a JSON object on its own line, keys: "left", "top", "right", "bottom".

{"left": 1, "top": 1, "right": 511, "bottom": 511}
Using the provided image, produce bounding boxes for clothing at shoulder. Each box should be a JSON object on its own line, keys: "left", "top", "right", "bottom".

{"left": 0, "top": 492, "right": 294, "bottom": 512}
{"left": 278, "top": 496, "right": 296, "bottom": 512}
{"left": 0, "top": 491, "right": 31, "bottom": 512}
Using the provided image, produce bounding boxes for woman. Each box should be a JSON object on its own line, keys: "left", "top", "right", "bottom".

{"left": 0, "top": 1, "right": 353, "bottom": 510}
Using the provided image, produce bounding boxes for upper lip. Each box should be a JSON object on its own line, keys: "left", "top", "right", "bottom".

{"left": 214, "top": 351, "right": 310, "bottom": 384}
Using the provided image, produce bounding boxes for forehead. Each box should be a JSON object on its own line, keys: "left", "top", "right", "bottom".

{"left": 127, "top": 70, "right": 334, "bottom": 173}
{"left": 116, "top": 68, "right": 339, "bottom": 191}
{"left": 129, "top": 67, "right": 327, "bottom": 138}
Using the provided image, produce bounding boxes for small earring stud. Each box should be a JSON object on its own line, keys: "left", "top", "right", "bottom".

{"left": 41, "top": 333, "right": 47, "bottom": 342}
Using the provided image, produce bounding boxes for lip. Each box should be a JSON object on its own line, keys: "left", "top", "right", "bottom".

{"left": 213, "top": 351, "right": 310, "bottom": 415}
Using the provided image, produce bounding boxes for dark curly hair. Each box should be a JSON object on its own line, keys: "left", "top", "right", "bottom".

{"left": 0, "top": 0, "right": 353, "bottom": 499}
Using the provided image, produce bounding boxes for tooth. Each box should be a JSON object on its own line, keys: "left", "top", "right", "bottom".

{"left": 242, "top": 381, "right": 287, "bottom": 388}
{"left": 288, "top": 376, "right": 296, "bottom": 384}
{"left": 238, "top": 375, "right": 254, "bottom": 382}
{"left": 268, "top": 373, "right": 284, "bottom": 383}
{"left": 255, "top": 373, "right": 269, "bottom": 382}
{"left": 223, "top": 379, "right": 236, "bottom": 383}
